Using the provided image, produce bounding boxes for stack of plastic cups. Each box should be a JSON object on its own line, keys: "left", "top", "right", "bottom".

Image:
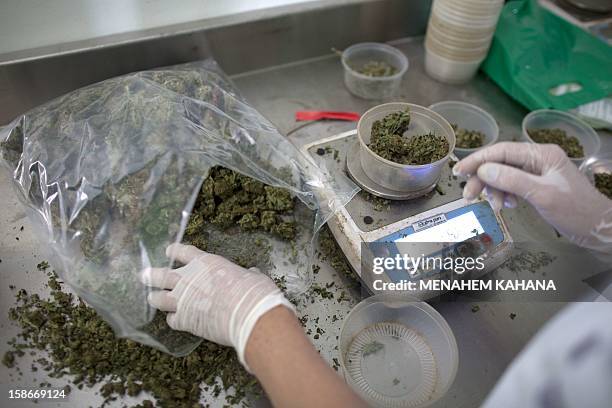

{"left": 425, "top": 0, "right": 504, "bottom": 84}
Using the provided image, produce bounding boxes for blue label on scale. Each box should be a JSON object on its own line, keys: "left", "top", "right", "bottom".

{"left": 374, "top": 201, "right": 505, "bottom": 284}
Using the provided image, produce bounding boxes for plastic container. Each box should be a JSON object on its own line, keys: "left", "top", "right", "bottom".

{"left": 339, "top": 294, "right": 459, "bottom": 408}
{"left": 424, "top": 0, "right": 500, "bottom": 85}
{"left": 357, "top": 102, "right": 455, "bottom": 193}
{"left": 444, "top": 1, "right": 503, "bottom": 14}
{"left": 425, "top": 35, "right": 490, "bottom": 61}
{"left": 435, "top": 0, "right": 503, "bottom": 17}
{"left": 427, "top": 23, "right": 494, "bottom": 49}
{"left": 429, "top": 101, "right": 499, "bottom": 159}
{"left": 522, "top": 109, "right": 601, "bottom": 165}
{"left": 579, "top": 152, "right": 612, "bottom": 190}
{"left": 425, "top": 45, "right": 484, "bottom": 85}
{"left": 427, "top": 24, "right": 494, "bottom": 48}
{"left": 425, "top": 29, "right": 491, "bottom": 52}
{"left": 443, "top": 0, "right": 504, "bottom": 17}
{"left": 342, "top": 43, "right": 409, "bottom": 100}
{"left": 432, "top": 3, "right": 500, "bottom": 28}
{"left": 430, "top": 14, "right": 498, "bottom": 40}
{"left": 438, "top": 0, "right": 504, "bottom": 12}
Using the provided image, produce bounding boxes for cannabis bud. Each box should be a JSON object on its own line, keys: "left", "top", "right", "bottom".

{"left": 452, "top": 124, "right": 485, "bottom": 149}
{"left": 594, "top": 173, "right": 612, "bottom": 199}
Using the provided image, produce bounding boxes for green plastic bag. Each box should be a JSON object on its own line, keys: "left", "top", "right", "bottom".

{"left": 482, "top": 0, "right": 612, "bottom": 112}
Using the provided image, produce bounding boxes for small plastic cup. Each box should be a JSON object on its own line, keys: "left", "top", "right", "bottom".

{"left": 342, "top": 43, "right": 409, "bottom": 100}
{"left": 425, "top": 35, "right": 490, "bottom": 61}
{"left": 432, "top": 2, "right": 501, "bottom": 28}
{"left": 424, "top": 45, "right": 485, "bottom": 85}
{"left": 427, "top": 23, "right": 494, "bottom": 49}
{"left": 522, "top": 109, "right": 601, "bottom": 165}
{"left": 339, "top": 294, "right": 459, "bottom": 408}
{"left": 429, "top": 101, "right": 499, "bottom": 158}
{"left": 430, "top": 13, "right": 498, "bottom": 39}
{"left": 443, "top": 0, "right": 504, "bottom": 17}
{"left": 435, "top": 0, "right": 503, "bottom": 22}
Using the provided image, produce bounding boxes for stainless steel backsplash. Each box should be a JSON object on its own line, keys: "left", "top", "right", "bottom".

{"left": 0, "top": 0, "right": 430, "bottom": 124}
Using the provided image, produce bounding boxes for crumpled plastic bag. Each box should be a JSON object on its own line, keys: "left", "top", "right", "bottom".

{"left": 0, "top": 59, "right": 358, "bottom": 355}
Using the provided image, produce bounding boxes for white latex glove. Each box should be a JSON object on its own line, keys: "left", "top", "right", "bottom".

{"left": 453, "top": 142, "right": 612, "bottom": 254}
{"left": 141, "top": 243, "right": 295, "bottom": 369}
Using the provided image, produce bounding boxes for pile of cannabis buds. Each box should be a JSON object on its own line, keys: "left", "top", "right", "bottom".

{"left": 368, "top": 108, "right": 449, "bottom": 165}
{"left": 451, "top": 124, "right": 485, "bottom": 149}
{"left": 595, "top": 172, "right": 612, "bottom": 199}
{"left": 2, "top": 167, "right": 354, "bottom": 408}
{"left": 527, "top": 128, "right": 584, "bottom": 158}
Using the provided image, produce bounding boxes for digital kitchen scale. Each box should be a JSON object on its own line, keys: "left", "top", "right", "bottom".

{"left": 302, "top": 130, "right": 513, "bottom": 298}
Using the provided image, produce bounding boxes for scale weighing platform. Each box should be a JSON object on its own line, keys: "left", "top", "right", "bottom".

{"left": 302, "top": 130, "right": 513, "bottom": 298}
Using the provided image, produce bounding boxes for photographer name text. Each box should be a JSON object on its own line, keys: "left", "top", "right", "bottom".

{"left": 373, "top": 279, "right": 557, "bottom": 292}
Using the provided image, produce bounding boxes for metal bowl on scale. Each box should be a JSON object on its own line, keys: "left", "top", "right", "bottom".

{"left": 353, "top": 102, "right": 456, "bottom": 199}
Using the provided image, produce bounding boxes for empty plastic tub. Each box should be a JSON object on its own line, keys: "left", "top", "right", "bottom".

{"left": 339, "top": 294, "right": 458, "bottom": 408}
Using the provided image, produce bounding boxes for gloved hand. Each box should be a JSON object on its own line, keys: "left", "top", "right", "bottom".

{"left": 141, "top": 243, "right": 295, "bottom": 369}
{"left": 453, "top": 142, "right": 612, "bottom": 254}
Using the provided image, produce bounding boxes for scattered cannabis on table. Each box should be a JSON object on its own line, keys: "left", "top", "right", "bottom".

{"left": 2, "top": 168, "right": 303, "bottom": 407}
{"left": 501, "top": 251, "right": 556, "bottom": 274}
{"left": 360, "top": 190, "right": 391, "bottom": 212}
{"left": 452, "top": 124, "right": 485, "bottom": 149}
{"left": 594, "top": 173, "right": 612, "bottom": 199}
{"left": 4, "top": 270, "right": 259, "bottom": 408}
{"left": 318, "top": 226, "right": 360, "bottom": 289}
{"left": 369, "top": 108, "right": 449, "bottom": 165}
{"left": 527, "top": 128, "right": 584, "bottom": 158}
{"left": 3, "top": 176, "right": 356, "bottom": 407}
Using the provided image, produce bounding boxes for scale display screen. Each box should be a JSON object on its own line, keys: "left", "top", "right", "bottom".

{"left": 375, "top": 202, "right": 506, "bottom": 284}
{"left": 395, "top": 211, "right": 485, "bottom": 243}
{"left": 379, "top": 201, "right": 505, "bottom": 247}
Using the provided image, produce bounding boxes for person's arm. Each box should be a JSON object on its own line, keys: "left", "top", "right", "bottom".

{"left": 246, "top": 306, "right": 366, "bottom": 408}
{"left": 454, "top": 143, "right": 612, "bottom": 408}
{"left": 141, "top": 243, "right": 365, "bottom": 407}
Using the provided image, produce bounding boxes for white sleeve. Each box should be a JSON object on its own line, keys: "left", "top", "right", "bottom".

{"left": 482, "top": 302, "right": 612, "bottom": 408}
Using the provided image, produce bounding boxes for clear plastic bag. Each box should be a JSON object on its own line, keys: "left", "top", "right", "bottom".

{"left": 0, "top": 59, "right": 358, "bottom": 355}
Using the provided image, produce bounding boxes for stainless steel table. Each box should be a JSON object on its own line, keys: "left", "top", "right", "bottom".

{"left": 1, "top": 37, "right": 610, "bottom": 407}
